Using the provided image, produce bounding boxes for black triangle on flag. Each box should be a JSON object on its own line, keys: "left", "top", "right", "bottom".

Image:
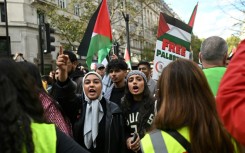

{"left": 77, "top": 2, "right": 102, "bottom": 56}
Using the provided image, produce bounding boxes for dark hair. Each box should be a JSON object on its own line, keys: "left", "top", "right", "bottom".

{"left": 41, "top": 75, "right": 53, "bottom": 85}
{"left": 138, "top": 61, "right": 151, "bottom": 69}
{"left": 18, "top": 62, "right": 43, "bottom": 89}
{"left": 106, "top": 59, "right": 128, "bottom": 74}
{"left": 121, "top": 75, "right": 155, "bottom": 138}
{"left": 17, "top": 62, "right": 53, "bottom": 97}
{"left": 63, "top": 50, "right": 77, "bottom": 62}
{"left": 0, "top": 58, "right": 44, "bottom": 153}
{"left": 154, "top": 58, "right": 236, "bottom": 153}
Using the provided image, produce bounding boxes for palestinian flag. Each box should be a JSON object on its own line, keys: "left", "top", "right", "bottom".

{"left": 124, "top": 45, "right": 131, "bottom": 70}
{"left": 157, "top": 12, "right": 193, "bottom": 51}
{"left": 188, "top": 3, "right": 198, "bottom": 28}
{"left": 77, "top": 0, "right": 112, "bottom": 69}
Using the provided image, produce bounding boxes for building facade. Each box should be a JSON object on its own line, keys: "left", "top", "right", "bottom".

{"left": 110, "top": 0, "right": 177, "bottom": 66}
{"left": 0, "top": 0, "right": 177, "bottom": 73}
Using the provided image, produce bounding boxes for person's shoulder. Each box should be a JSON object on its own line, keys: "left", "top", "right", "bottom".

{"left": 203, "top": 67, "right": 226, "bottom": 75}
{"left": 103, "top": 97, "right": 122, "bottom": 113}
{"left": 70, "top": 69, "right": 84, "bottom": 79}
{"left": 148, "top": 78, "right": 157, "bottom": 84}
{"left": 141, "top": 129, "right": 162, "bottom": 142}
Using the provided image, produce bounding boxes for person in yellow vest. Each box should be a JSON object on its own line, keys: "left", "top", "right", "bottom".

{"left": 141, "top": 59, "right": 242, "bottom": 153}
{"left": 0, "top": 58, "right": 89, "bottom": 153}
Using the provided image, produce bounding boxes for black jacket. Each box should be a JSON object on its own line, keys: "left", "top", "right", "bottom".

{"left": 53, "top": 79, "right": 126, "bottom": 153}
{"left": 69, "top": 69, "right": 84, "bottom": 94}
{"left": 49, "top": 69, "right": 84, "bottom": 96}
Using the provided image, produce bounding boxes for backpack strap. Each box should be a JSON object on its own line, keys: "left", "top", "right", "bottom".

{"left": 165, "top": 129, "right": 192, "bottom": 153}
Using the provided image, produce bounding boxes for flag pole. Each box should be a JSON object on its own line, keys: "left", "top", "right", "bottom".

{"left": 4, "top": 0, "right": 11, "bottom": 57}
{"left": 122, "top": 12, "right": 131, "bottom": 64}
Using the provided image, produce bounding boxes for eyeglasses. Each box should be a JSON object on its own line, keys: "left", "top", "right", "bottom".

{"left": 138, "top": 67, "right": 147, "bottom": 71}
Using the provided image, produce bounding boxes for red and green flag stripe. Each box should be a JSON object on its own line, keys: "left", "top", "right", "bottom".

{"left": 77, "top": 0, "right": 112, "bottom": 69}
{"left": 188, "top": 3, "right": 198, "bottom": 28}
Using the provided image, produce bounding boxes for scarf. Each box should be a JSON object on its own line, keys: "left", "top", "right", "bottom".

{"left": 83, "top": 72, "right": 104, "bottom": 149}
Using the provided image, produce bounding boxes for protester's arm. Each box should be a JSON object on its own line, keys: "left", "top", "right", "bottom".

{"left": 56, "top": 128, "right": 90, "bottom": 153}
{"left": 216, "top": 39, "right": 245, "bottom": 146}
{"left": 56, "top": 49, "right": 68, "bottom": 82}
{"left": 51, "top": 78, "right": 81, "bottom": 125}
{"left": 110, "top": 54, "right": 118, "bottom": 60}
{"left": 53, "top": 49, "right": 81, "bottom": 124}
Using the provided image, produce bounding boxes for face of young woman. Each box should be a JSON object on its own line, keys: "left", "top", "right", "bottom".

{"left": 83, "top": 74, "right": 102, "bottom": 100}
{"left": 127, "top": 74, "right": 145, "bottom": 96}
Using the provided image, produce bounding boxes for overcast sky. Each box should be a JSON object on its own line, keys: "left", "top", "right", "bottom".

{"left": 164, "top": 0, "right": 244, "bottom": 39}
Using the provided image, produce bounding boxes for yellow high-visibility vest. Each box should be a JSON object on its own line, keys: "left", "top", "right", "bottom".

{"left": 23, "top": 123, "right": 56, "bottom": 153}
{"left": 140, "top": 127, "right": 190, "bottom": 153}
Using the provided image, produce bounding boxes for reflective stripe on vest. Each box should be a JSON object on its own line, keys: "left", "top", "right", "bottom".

{"left": 141, "top": 128, "right": 189, "bottom": 153}
{"left": 141, "top": 130, "right": 168, "bottom": 153}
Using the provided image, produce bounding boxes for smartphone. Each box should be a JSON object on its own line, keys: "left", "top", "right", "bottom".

{"left": 131, "top": 133, "right": 138, "bottom": 143}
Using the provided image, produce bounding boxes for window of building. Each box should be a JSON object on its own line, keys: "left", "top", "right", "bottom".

{"left": 74, "top": 4, "right": 81, "bottom": 16}
{"left": 131, "top": 39, "right": 134, "bottom": 47}
{"left": 57, "top": 0, "right": 67, "bottom": 9}
{"left": 0, "top": 3, "right": 6, "bottom": 22}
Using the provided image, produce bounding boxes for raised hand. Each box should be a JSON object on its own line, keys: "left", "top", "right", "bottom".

{"left": 110, "top": 54, "right": 118, "bottom": 60}
{"left": 56, "top": 47, "right": 69, "bottom": 82}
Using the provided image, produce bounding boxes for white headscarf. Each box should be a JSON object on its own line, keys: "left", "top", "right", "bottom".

{"left": 83, "top": 72, "right": 104, "bottom": 149}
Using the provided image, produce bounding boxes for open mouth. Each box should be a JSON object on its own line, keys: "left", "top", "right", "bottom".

{"left": 132, "top": 86, "right": 139, "bottom": 92}
{"left": 89, "top": 89, "right": 96, "bottom": 93}
{"left": 133, "top": 86, "right": 139, "bottom": 89}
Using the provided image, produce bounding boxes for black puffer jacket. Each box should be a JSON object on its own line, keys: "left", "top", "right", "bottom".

{"left": 53, "top": 79, "right": 126, "bottom": 153}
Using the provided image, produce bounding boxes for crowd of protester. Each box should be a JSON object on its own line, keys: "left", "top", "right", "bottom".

{"left": 1, "top": 35, "right": 245, "bottom": 153}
